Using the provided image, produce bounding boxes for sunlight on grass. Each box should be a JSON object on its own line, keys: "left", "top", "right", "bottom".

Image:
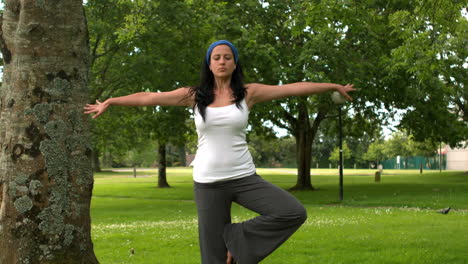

{"left": 91, "top": 168, "right": 468, "bottom": 264}
{"left": 93, "top": 219, "right": 198, "bottom": 231}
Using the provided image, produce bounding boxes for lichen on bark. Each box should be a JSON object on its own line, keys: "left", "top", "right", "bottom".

{"left": 27, "top": 103, "right": 52, "bottom": 124}
{"left": 15, "top": 174, "right": 29, "bottom": 185}
{"left": 44, "top": 120, "right": 69, "bottom": 141}
{"left": 45, "top": 77, "right": 72, "bottom": 100}
{"left": 28, "top": 180, "right": 42, "bottom": 195}
{"left": 13, "top": 196, "right": 33, "bottom": 214}
{"left": 0, "top": 0, "right": 98, "bottom": 262}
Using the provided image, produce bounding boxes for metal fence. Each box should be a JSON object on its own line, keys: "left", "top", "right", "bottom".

{"left": 381, "top": 155, "right": 446, "bottom": 170}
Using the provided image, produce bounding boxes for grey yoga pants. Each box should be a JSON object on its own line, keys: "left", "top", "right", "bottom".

{"left": 194, "top": 173, "right": 307, "bottom": 264}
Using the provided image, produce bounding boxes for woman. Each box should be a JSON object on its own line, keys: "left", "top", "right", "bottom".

{"left": 84, "top": 40, "right": 355, "bottom": 264}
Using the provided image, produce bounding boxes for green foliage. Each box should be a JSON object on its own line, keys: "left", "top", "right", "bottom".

{"left": 363, "top": 140, "right": 387, "bottom": 163}
{"left": 383, "top": 131, "right": 413, "bottom": 158}
{"left": 247, "top": 134, "right": 297, "bottom": 167}
{"left": 385, "top": 0, "right": 468, "bottom": 146}
{"left": 408, "top": 136, "right": 439, "bottom": 158}
{"left": 311, "top": 131, "right": 336, "bottom": 168}
{"left": 85, "top": 0, "right": 467, "bottom": 183}
{"left": 363, "top": 130, "right": 440, "bottom": 166}
{"left": 86, "top": 0, "right": 208, "bottom": 169}
{"left": 328, "top": 141, "right": 352, "bottom": 165}
{"left": 119, "top": 139, "right": 158, "bottom": 167}
{"left": 315, "top": 114, "right": 382, "bottom": 168}
{"left": 85, "top": 0, "right": 136, "bottom": 100}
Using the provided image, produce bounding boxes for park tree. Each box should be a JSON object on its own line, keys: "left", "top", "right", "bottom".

{"left": 346, "top": 132, "right": 380, "bottom": 168}
{"left": 408, "top": 136, "right": 438, "bottom": 172}
{"left": 87, "top": 0, "right": 212, "bottom": 187}
{"left": 311, "top": 131, "right": 337, "bottom": 169}
{"left": 329, "top": 141, "right": 352, "bottom": 168}
{"left": 234, "top": 0, "right": 466, "bottom": 187}
{"left": 409, "top": 137, "right": 438, "bottom": 159}
{"left": 82, "top": 0, "right": 467, "bottom": 190}
{"left": 89, "top": 105, "right": 138, "bottom": 168}
{"left": 247, "top": 133, "right": 297, "bottom": 168}
{"left": 208, "top": 0, "right": 401, "bottom": 189}
{"left": 0, "top": 0, "right": 98, "bottom": 263}
{"left": 113, "top": 0, "right": 203, "bottom": 187}
{"left": 84, "top": 0, "right": 398, "bottom": 189}
{"left": 386, "top": 0, "right": 467, "bottom": 146}
{"left": 383, "top": 131, "right": 413, "bottom": 160}
{"left": 85, "top": 0, "right": 136, "bottom": 171}
{"left": 362, "top": 130, "right": 440, "bottom": 170}
{"left": 380, "top": 131, "right": 415, "bottom": 169}
{"left": 363, "top": 140, "right": 387, "bottom": 168}
{"left": 315, "top": 110, "right": 383, "bottom": 168}
{"left": 140, "top": 106, "right": 191, "bottom": 188}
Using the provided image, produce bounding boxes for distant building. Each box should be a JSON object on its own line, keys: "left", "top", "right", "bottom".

{"left": 446, "top": 144, "right": 468, "bottom": 171}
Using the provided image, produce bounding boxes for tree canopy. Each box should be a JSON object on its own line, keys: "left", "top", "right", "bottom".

{"left": 84, "top": 0, "right": 467, "bottom": 189}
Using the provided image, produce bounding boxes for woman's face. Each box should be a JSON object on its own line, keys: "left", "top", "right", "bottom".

{"left": 209, "top": 44, "right": 236, "bottom": 79}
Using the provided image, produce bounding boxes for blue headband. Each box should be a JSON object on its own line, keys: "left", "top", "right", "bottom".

{"left": 205, "top": 40, "right": 239, "bottom": 65}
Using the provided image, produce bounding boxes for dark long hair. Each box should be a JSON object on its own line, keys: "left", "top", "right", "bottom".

{"left": 189, "top": 58, "right": 247, "bottom": 121}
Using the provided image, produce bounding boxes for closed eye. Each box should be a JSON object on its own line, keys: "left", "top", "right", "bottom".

{"left": 212, "top": 54, "right": 233, "bottom": 61}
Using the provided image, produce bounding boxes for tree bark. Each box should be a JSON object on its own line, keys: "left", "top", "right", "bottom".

{"left": 0, "top": 1, "right": 98, "bottom": 263}
{"left": 92, "top": 147, "right": 102, "bottom": 172}
{"left": 157, "top": 142, "right": 170, "bottom": 188}
{"left": 290, "top": 103, "right": 327, "bottom": 191}
{"left": 178, "top": 145, "right": 186, "bottom": 167}
{"left": 292, "top": 125, "right": 314, "bottom": 190}
{"left": 291, "top": 101, "right": 314, "bottom": 190}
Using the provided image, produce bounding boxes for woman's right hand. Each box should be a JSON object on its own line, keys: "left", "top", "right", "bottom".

{"left": 83, "top": 99, "right": 110, "bottom": 119}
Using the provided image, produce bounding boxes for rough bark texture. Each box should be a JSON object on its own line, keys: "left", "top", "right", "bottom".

{"left": 0, "top": 0, "right": 99, "bottom": 263}
{"left": 157, "top": 142, "right": 170, "bottom": 188}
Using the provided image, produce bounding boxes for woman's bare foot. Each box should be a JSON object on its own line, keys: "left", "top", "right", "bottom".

{"left": 227, "top": 250, "right": 236, "bottom": 264}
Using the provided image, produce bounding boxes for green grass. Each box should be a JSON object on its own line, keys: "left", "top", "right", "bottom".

{"left": 91, "top": 168, "right": 468, "bottom": 263}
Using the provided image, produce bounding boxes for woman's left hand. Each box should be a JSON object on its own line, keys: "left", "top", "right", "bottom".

{"left": 336, "top": 84, "right": 356, "bottom": 101}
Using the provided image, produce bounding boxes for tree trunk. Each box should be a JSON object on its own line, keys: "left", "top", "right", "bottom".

{"left": 157, "top": 142, "right": 170, "bottom": 188}
{"left": 178, "top": 145, "right": 186, "bottom": 167}
{"left": 0, "top": 1, "right": 98, "bottom": 263}
{"left": 92, "top": 147, "right": 102, "bottom": 172}
{"left": 292, "top": 124, "right": 314, "bottom": 190}
{"left": 290, "top": 102, "right": 327, "bottom": 190}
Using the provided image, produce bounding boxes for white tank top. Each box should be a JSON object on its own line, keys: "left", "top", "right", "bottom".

{"left": 192, "top": 98, "right": 256, "bottom": 183}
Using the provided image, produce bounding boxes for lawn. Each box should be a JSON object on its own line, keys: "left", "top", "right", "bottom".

{"left": 91, "top": 168, "right": 468, "bottom": 264}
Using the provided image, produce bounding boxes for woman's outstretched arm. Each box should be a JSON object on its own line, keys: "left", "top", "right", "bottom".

{"left": 83, "top": 87, "right": 193, "bottom": 119}
{"left": 246, "top": 82, "right": 356, "bottom": 107}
